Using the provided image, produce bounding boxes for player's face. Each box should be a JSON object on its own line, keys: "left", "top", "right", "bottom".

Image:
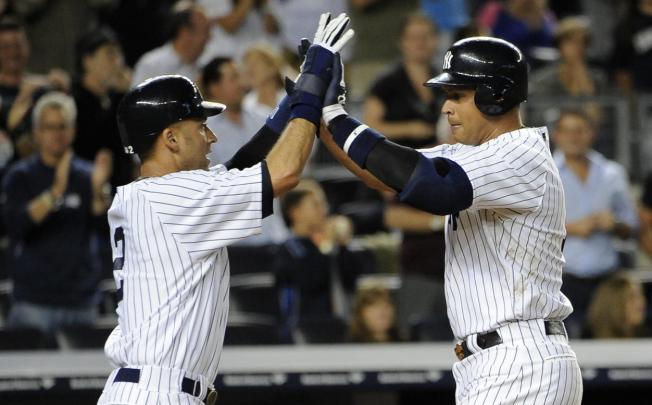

{"left": 552, "top": 113, "right": 594, "bottom": 158}
{"left": 173, "top": 118, "right": 217, "bottom": 170}
{"left": 441, "top": 87, "right": 491, "bottom": 145}
{"left": 35, "top": 106, "right": 74, "bottom": 159}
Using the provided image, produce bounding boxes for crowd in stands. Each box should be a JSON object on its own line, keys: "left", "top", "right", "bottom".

{"left": 0, "top": 0, "right": 652, "bottom": 350}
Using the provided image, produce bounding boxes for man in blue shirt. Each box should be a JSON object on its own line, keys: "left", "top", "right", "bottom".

{"left": 2, "top": 92, "right": 112, "bottom": 333}
{"left": 552, "top": 108, "right": 638, "bottom": 338}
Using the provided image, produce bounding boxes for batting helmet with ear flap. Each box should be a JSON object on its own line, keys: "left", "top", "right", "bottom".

{"left": 425, "top": 37, "right": 528, "bottom": 116}
{"left": 116, "top": 75, "right": 225, "bottom": 155}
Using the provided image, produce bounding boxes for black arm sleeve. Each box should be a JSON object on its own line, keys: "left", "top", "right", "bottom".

{"left": 364, "top": 139, "right": 420, "bottom": 192}
{"left": 225, "top": 124, "right": 281, "bottom": 170}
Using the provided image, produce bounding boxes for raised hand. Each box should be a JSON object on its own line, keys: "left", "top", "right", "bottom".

{"left": 288, "top": 13, "right": 354, "bottom": 126}
{"left": 92, "top": 148, "right": 113, "bottom": 194}
{"left": 51, "top": 149, "right": 73, "bottom": 199}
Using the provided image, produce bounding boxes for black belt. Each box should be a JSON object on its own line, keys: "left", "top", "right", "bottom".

{"left": 113, "top": 368, "right": 218, "bottom": 405}
{"left": 454, "top": 320, "right": 566, "bottom": 361}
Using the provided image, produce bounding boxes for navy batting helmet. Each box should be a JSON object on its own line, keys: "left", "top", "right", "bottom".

{"left": 425, "top": 37, "right": 528, "bottom": 116}
{"left": 116, "top": 75, "right": 225, "bottom": 155}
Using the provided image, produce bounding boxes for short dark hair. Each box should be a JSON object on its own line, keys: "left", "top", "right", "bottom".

{"left": 200, "top": 57, "right": 233, "bottom": 91}
{"left": 166, "top": 1, "right": 196, "bottom": 41}
{"left": 75, "top": 26, "right": 119, "bottom": 75}
{"left": 280, "top": 189, "right": 312, "bottom": 228}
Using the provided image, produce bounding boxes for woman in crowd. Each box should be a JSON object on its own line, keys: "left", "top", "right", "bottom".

{"left": 348, "top": 284, "right": 402, "bottom": 343}
{"left": 587, "top": 272, "right": 649, "bottom": 339}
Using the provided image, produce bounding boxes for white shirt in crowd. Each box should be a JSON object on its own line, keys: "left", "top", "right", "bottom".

{"left": 131, "top": 43, "right": 202, "bottom": 87}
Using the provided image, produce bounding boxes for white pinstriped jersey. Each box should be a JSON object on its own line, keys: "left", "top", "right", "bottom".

{"left": 420, "top": 127, "right": 573, "bottom": 339}
{"left": 104, "top": 163, "right": 266, "bottom": 383}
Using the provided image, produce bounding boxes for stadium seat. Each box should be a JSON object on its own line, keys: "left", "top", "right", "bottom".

{"left": 223, "top": 313, "right": 280, "bottom": 346}
{"left": 0, "top": 328, "right": 57, "bottom": 350}
{"left": 56, "top": 325, "right": 114, "bottom": 349}
{"left": 297, "top": 316, "right": 348, "bottom": 344}
{"left": 409, "top": 315, "right": 454, "bottom": 342}
{"left": 230, "top": 273, "right": 280, "bottom": 320}
{"left": 0, "top": 280, "right": 11, "bottom": 326}
{"left": 228, "top": 245, "right": 278, "bottom": 275}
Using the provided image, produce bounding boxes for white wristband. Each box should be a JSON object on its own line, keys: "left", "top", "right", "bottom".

{"left": 322, "top": 104, "right": 347, "bottom": 126}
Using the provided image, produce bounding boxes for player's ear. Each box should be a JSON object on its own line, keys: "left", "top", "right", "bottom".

{"left": 162, "top": 127, "right": 180, "bottom": 153}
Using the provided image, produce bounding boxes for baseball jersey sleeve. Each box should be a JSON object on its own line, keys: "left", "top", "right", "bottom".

{"left": 138, "top": 161, "right": 273, "bottom": 255}
{"left": 420, "top": 138, "right": 547, "bottom": 212}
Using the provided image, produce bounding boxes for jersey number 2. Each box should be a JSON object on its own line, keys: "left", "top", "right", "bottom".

{"left": 113, "top": 226, "right": 126, "bottom": 270}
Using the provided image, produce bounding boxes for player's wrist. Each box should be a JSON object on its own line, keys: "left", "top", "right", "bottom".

{"left": 329, "top": 115, "right": 385, "bottom": 167}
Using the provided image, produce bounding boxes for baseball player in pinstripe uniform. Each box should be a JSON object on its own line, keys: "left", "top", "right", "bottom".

{"left": 97, "top": 13, "right": 354, "bottom": 405}
{"left": 318, "top": 37, "right": 583, "bottom": 404}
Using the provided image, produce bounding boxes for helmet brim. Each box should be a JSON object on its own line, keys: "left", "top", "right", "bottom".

{"left": 424, "top": 72, "right": 478, "bottom": 88}
{"left": 201, "top": 101, "right": 226, "bottom": 117}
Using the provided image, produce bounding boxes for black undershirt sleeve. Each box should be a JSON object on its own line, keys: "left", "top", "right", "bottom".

{"left": 225, "top": 125, "right": 281, "bottom": 170}
{"left": 260, "top": 160, "right": 274, "bottom": 218}
{"left": 364, "top": 139, "right": 420, "bottom": 192}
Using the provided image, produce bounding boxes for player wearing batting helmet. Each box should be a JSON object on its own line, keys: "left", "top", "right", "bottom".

{"left": 98, "top": 13, "right": 355, "bottom": 405}
{"left": 319, "top": 36, "right": 583, "bottom": 404}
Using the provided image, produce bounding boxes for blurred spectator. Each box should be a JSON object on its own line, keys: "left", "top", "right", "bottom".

{"left": 198, "top": 0, "right": 281, "bottom": 62}
{"left": 269, "top": 0, "right": 347, "bottom": 66}
{"left": 552, "top": 109, "right": 638, "bottom": 338}
{"left": 73, "top": 26, "right": 134, "bottom": 190}
{"left": 347, "top": 0, "right": 420, "bottom": 99}
{"left": 242, "top": 46, "right": 286, "bottom": 116}
{"left": 13, "top": 0, "right": 117, "bottom": 75}
{"left": 586, "top": 272, "right": 649, "bottom": 338}
{"left": 348, "top": 284, "right": 402, "bottom": 343}
{"left": 0, "top": 16, "right": 70, "bottom": 160}
{"left": 530, "top": 17, "right": 609, "bottom": 97}
{"left": 201, "top": 57, "right": 265, "bottom": 166}
{"left": 274, "top": 181, "right": 364, "bottom": 341}
{"left": 201, "top": 56, "right": 288, "bottom": 246}
{"left": 612, "top": 0, "right": 652, "bottom": 93}
{"left": 638, "top": 172, "right": 652, "bottom": 258}
{"left": 362, "top": 13, "right": 441, "bottom": 149}
{"left": 480, "top": 0, "right": 556, "bottom": 66}
{"left": 529, "top": 16, "right": 609, "bottom": 126}
{"left": 361, "top": 13, "right": 447, "bottom": 336}
{"left": 131, "top": 1, "right": 210, "bottom": 86}
{"left": 383, "top": 202, "right": 448, "bottom": 337}
{"left": 576, "top": 0, "right": 624, "bottom": 64}
{"left": 1, "top": 92, "right": 112, "bottom": 333}
{"left": 72, "top": 26, "right": 134, "bottom": 280}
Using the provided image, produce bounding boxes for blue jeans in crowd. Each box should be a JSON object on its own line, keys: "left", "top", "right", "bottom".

{"left": 7, "top": 300, "right": 97, "bottom": 333}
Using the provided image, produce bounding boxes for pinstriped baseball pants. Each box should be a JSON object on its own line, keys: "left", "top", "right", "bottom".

{"left": 97, "top": 367, "right": 209, "bottom": 405}
{"left": 452, "top": 320, "right": 583, "bottom": 405}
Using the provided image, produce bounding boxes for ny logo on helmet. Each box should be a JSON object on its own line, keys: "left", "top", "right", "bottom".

{"left": 443, "top": 51, "right": 453, "bottom": 70}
